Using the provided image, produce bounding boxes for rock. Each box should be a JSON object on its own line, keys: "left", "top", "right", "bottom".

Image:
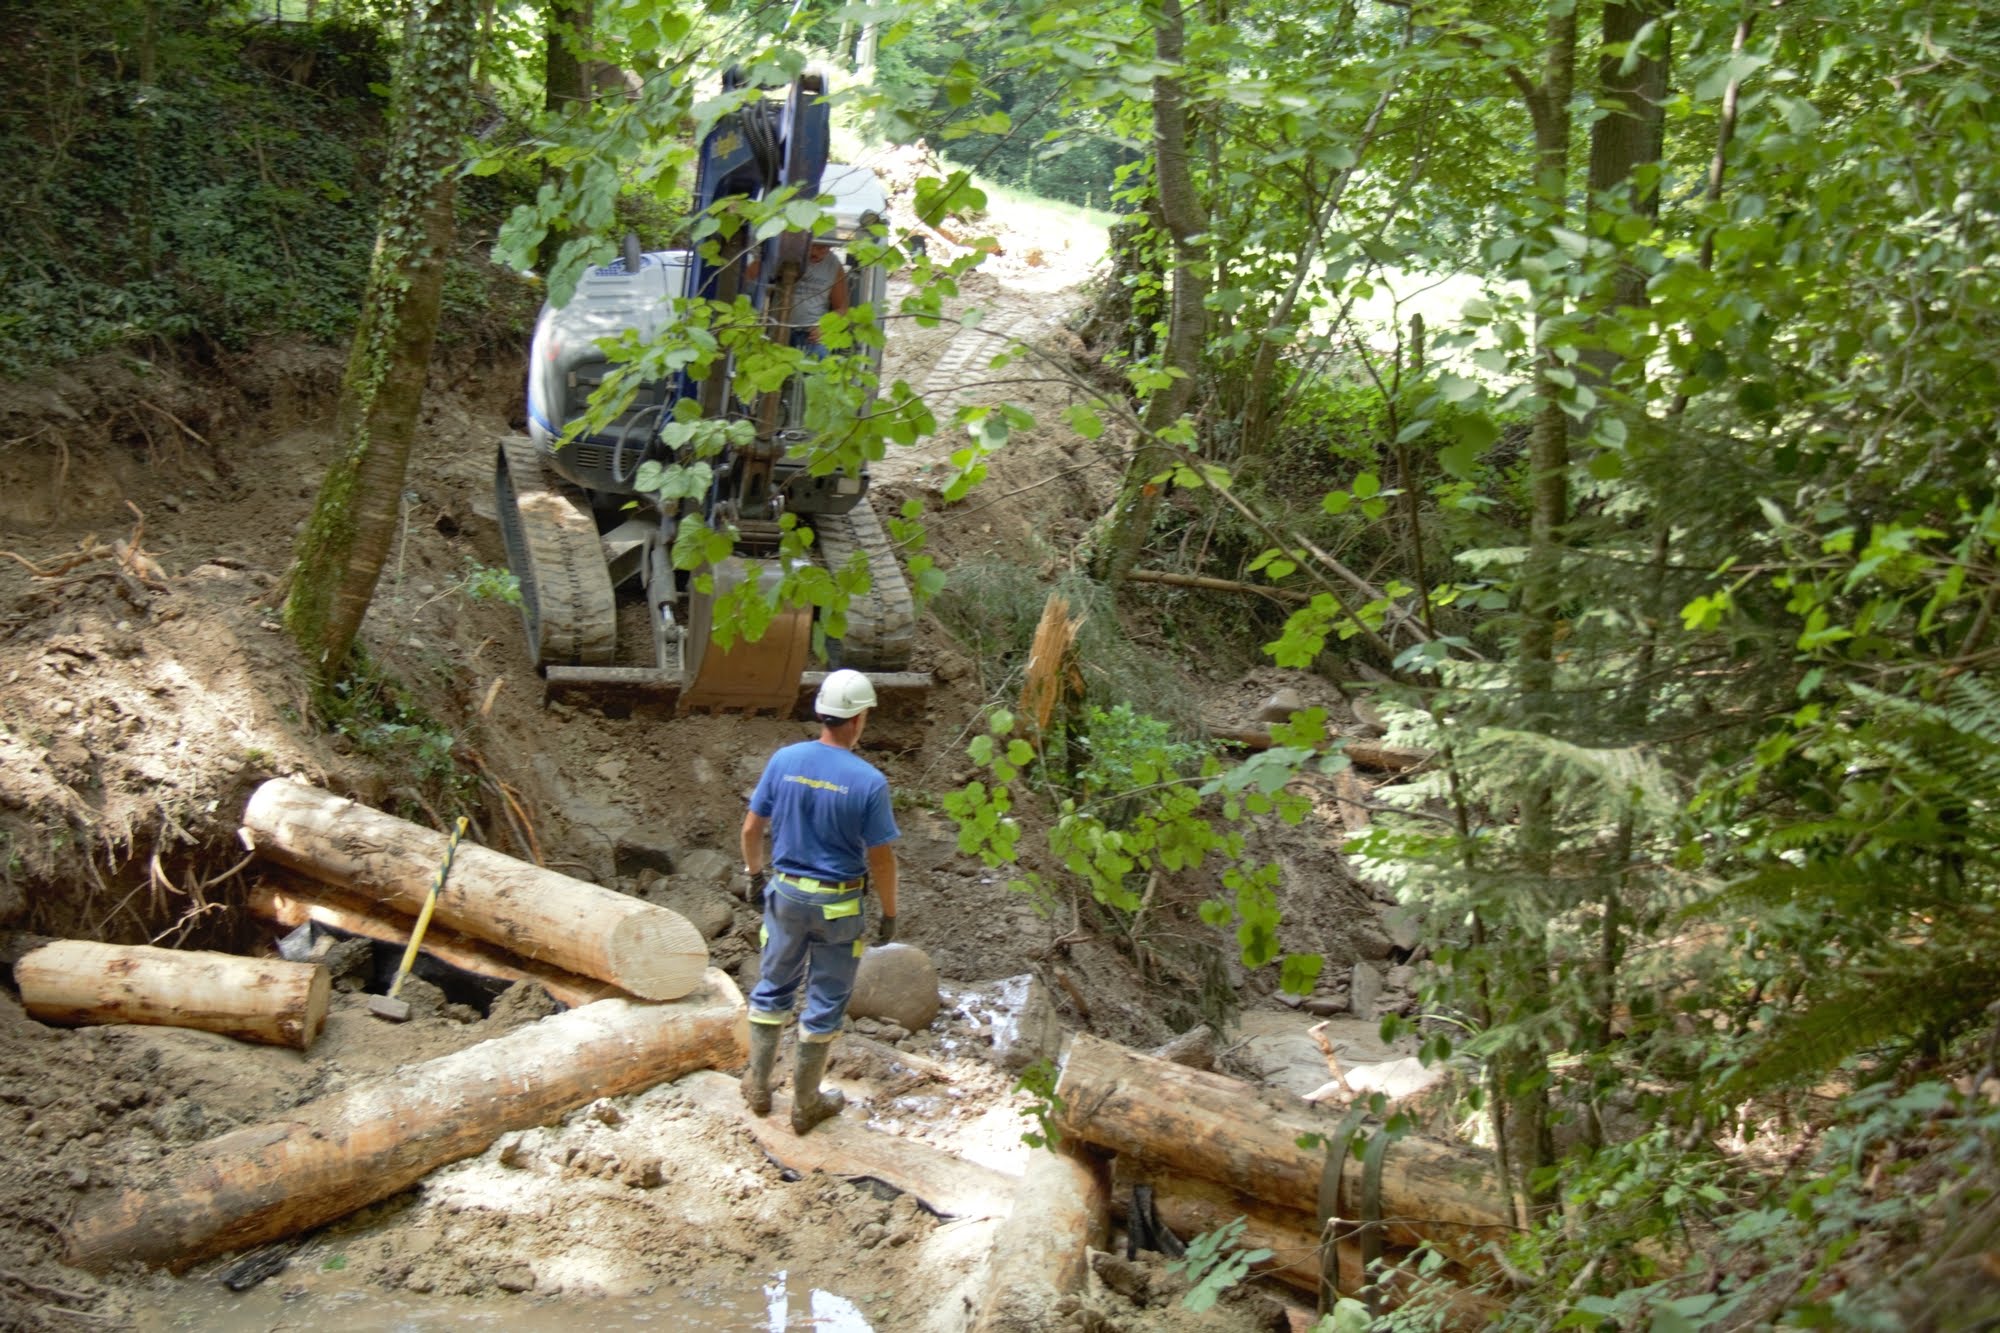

{"left": 612, "top": 836, "right": 675, "bottom": 879}
{"left": 1382, "top": 905, "right": 1422, "bottom": 954}
{"left": 1091, "top": 1250, "right": 1153, "bottom": 1304}
{"left": 587, "top": 1099, "right": 623, "bottom": 1127}
{"left": 990, "top": 975, "right": 1063, "bottom": 1072}
{"left": 488, "top": 980, "right": 560, "bottom": 1029}
{"left": 320, "top": 937, "right": 374, "bottom": 991}
{"left": 848, "top": 943, "right": 942, "bottom": 1033}
{"left": 1349, "top": 694, "right": 1387, "bottom": 736}
{"left": 1349, "top": 962, "right": 1384, "bottom": 1018}
{"left": 495, "top": 1134, "right": 529, "bottom": 1168}
{"left": 1255, "top": 688, "right": 1306, "bottom": 724}
{"left": 1351, "top": 921, "right": 1397, "bottom": 962}
{"left": 652, "top": 884, "right": 735, "bottom": 941}
{"left": 735, "top": 953, "right": 762, "bottom": 997}
{"left": 1302, "top": 996, "right": 1346, "bottom": 1017}
{"left": 674, "top": 848, "right": 734, "bottom": 883}
{"left": 495, "top": 1263, "right": 536, "bottom": 1294}
{"left": 1149, "top": 1024, "right": 1216, "bottom": 1071}
{"left": 149, "top": 1096, "right": 206, "bottom": 1136}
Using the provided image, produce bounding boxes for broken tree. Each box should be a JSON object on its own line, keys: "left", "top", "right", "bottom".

{"left": 241, "top": 779, "right": 706, "bottom": 1000}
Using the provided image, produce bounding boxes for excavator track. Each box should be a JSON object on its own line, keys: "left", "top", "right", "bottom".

{"left": 494, "top": 435, "right": 618, "bottom": 669}
{"left": 813, "top": 496, "right": 915, "bottom": 671}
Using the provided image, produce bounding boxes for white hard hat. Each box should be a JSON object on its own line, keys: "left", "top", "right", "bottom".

{"left": 815, "top": 669, "right": 878, "bottom": 719}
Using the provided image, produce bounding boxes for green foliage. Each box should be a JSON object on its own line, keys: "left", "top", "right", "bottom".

{"left": 0, "top": 4, "right": 531, "bottom": 375}
{"left": 319, "top": 658, "right": 471, "bottom": 806}
{"left": 1166, "top": 1216, "right": 1273, "bottom": 1314}
{"left": 1011, "top": 1058, "right": 1063, "bottom": 1149}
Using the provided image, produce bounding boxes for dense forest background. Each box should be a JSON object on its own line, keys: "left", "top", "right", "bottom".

{"left": 6, "top": 0, "right": 2000, "bottom": 1327}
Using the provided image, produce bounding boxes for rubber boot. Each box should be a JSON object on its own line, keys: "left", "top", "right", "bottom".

{"left": 790, "top": 1038, "right": 846, "bottom": 1135}
{"left": 741, "top": 1022, "right": 782, "bottom": 1117}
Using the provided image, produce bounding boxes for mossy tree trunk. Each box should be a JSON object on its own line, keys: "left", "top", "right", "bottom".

{"left": 1095, "top": 0, "right": 1208, "bottom": 589}
{"left": 283, "top": 0, "right": 480, "bottom": 685}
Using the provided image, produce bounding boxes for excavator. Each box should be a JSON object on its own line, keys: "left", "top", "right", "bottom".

{"left": 494, "top": 73, "right": 924, "bottom": 712}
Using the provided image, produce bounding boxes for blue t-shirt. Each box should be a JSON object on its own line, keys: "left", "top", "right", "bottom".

{"left": 750, "top": 740, "right": 899, "bottom": 882}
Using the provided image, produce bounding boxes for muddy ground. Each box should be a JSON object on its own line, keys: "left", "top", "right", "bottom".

{"left": 0, "top": 192, "right": 1414, "bottom": 1332}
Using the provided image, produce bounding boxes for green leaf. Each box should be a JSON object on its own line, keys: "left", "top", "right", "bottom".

{"left": 1065, "top": 403, "right": 1106, "bottom": 439}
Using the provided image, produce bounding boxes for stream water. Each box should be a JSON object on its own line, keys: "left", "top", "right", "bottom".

{"left": 136, "top": 1267, "right": 874, "bottom": 1332}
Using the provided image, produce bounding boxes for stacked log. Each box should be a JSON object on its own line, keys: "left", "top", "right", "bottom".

{"left": 1054, "top": 1033, "right": 1515, "bottom": 1310}
{"left": 17, "top": 940, "right": 329, "bottom": 1050}
{"left": 247, "top": 880, "right": 624, "bottom": 1010}
{"left": 65, "top": 972, "right": 747, "bottom": 1271}
{"left": 241, "top": 779, "right": 706, "bottom": 1000}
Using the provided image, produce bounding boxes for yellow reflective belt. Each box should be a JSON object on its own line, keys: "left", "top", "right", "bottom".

{"left": 776, "top": 873, "right": 864, "bottom": 895}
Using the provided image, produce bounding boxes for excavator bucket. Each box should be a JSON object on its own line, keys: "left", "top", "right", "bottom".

{"left": 681, "top": 559, "right": 813, "bottom": 713}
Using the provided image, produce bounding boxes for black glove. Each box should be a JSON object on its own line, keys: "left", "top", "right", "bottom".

{"left": 740, "top": 866, "right": 765, "bottom": 908}
{"left": 875, "top": 914, "right": 897, "bottom": 946}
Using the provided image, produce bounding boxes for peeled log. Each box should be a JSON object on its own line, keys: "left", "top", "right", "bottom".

{"left": 241, "top": 779, "right": 705, "bottom": 1000}
{"left": 972, "top": 1142, "right": 1109, "bottom": 1333}
{"left": 247, "top": 880, "right": 624, "bottom": 1010}
{"left": 65, "top": 971, "right": 747, "bottom": 1272}
{"left": 1054, "top": 1034, "right": 1514, "bottom": 1267}
{"left": 17, "top": 941, "right": 328, "bottom": 1051}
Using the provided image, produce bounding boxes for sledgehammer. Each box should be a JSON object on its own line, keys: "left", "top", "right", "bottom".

{"left": 368, "top": 815, "right": 468, "bottom": 1022}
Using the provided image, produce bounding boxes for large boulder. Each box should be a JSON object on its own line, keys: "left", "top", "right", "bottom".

{"left": 848, "top": 943, "right": 942, "bottom": 1033}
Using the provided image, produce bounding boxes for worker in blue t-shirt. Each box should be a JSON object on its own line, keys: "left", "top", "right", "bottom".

{"left": 737, "top": 669, "right": 900, "bottom": 1133}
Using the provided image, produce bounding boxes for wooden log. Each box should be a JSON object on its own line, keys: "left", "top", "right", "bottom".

{"left": 17, "top": 940, "right": 328, "bottom": 1051}
{"left": 1112, "top": 1158, "right": 1359, "bottom": 1296}
{"left": 1117, "top": 1165, "right": 1505, "bottom": 1327}
{"left": 972, "top": 1142, "right": 1109, "bottom": 1333}
{"left": 65, "top": 971, "right": 747, "bottom": 1272}
{"left": 241, "top": 779, "right": 706, "bottom": 1000}
{"left": 1053, "top": 1034, "right": 1513, "bottom": 1268}
{"left": 674, "top": 1068, "right": 1015, "bottom": 1219}
{"left": 247, "top": 879, "right": 625, "bottom": 1010}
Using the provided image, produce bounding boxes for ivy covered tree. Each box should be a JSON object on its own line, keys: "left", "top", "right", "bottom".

{"left": 284, "top": 0, "right": 481, "bottom": 683}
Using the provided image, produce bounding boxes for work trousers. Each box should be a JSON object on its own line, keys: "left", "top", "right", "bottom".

{"left": 747, "top": 878, "right": 866, "bottom": 1039}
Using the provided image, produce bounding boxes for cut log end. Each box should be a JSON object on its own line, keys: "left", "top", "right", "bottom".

{"left": 606, "top": 914, "right": 710, "bottom": 1001}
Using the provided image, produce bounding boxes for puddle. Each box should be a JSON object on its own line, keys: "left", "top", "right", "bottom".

{"left": 137, "top": 1268, "right": 873, "bottom": 1332}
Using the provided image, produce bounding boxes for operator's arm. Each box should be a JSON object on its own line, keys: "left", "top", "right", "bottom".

{"left": 741, "top": 810, "right": 771, "bottom": 876}
{"left": 830, "top": 263, "right": 852, "bottom": 315}
{"left": 867, "top": 842, "right": 897, "bottom": 918}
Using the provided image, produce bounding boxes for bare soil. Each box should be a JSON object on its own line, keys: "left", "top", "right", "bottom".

{"left": 0, "top": 199, "right": 1406, "bottom": 1332}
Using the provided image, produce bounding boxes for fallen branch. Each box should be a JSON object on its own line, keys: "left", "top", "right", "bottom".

{"left": 1125, "top": 568, "right": 1310, "bottom": 605}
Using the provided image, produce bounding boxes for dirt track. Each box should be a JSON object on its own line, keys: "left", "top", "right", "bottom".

{"left": 0, "top": 205, "right": 1403, "bottom": 1331}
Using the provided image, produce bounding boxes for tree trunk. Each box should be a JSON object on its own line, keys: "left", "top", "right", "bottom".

{"left": 247, "top": 879, "right": 626, "bottom": 1010}
{"left": 66, "top": 977, "right": 747, "bottom": 1271}
{"left": 17, "top": 941, "right": 328, "bottom": 1051}
{"left": 241, "top": 780, "right": 708, "bottom": 1000}
{"left": 972, "top": 1143, "right": 1109, "bottom": 1333}
{"left": 1096, "top": 0, "right": 1209, "bottom": 586}
{"left": 1496, "top": 6, "right": 1579, "bottom": 1222}
{"left": 283, "top": 0, "right": 480, "bottom": 682}
{"left": 1051, "top": 1034, "right": 1514, "bottom": 1265}
{"left": 1581, "top": 0, "right": 1670, "bottom": 388}
{"left": 539, "top": 0, "right": 592, "bottom": 272}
